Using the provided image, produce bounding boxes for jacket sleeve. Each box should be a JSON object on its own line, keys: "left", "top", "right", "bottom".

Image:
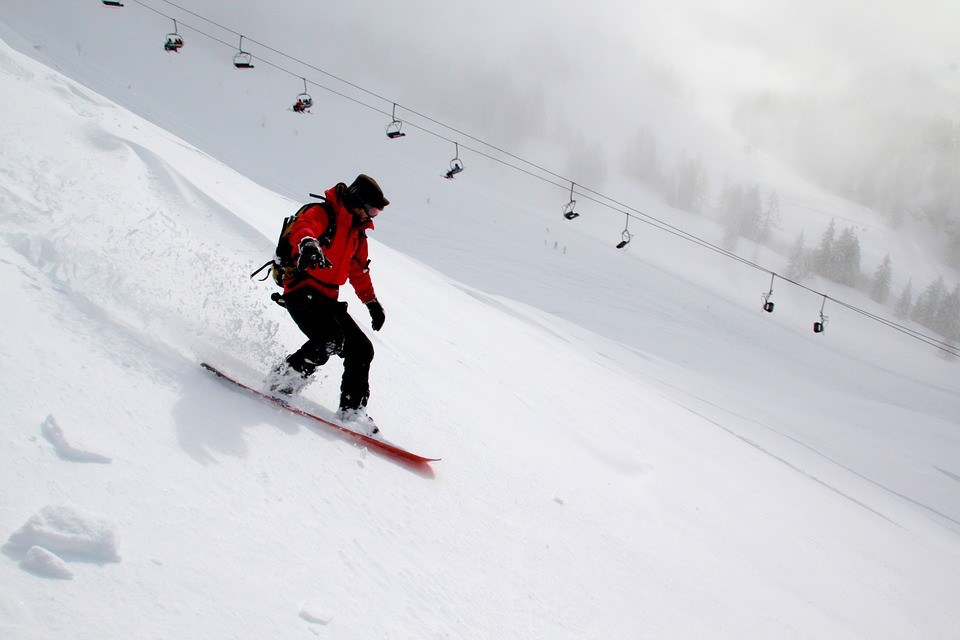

{"left": 289, "top": 204, "right": 330, "bottom": 259}
{"left": 348, "top": 232, "right": 377, "bottom": 303}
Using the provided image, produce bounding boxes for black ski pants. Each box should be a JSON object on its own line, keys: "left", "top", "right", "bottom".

{"left": 283, "top": 289, "right": 374, "bottom": 411}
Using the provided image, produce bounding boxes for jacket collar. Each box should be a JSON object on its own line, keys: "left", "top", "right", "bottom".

{"left": 326, "top": 183, "right": 375, "bottom": 231}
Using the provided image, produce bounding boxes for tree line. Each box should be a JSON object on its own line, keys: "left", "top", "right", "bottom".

{"left": 620, "top": 130, "right": 959, "bottom": 349}
{"left": 785, "top": 220, "right": 960, "bottom": 346}
{"left": 730, "top": 92, "right": 960, "bottom": 270}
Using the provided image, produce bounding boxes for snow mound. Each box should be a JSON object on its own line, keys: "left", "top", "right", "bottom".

{"left": 20, "top": 545, "right": 74, "bottom": 580}
{"left": 5, "top": 505, "right": 121, "bottom": 563}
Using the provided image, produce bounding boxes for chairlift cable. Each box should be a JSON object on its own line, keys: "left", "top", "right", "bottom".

{"left": 117, "top": 0, "right": 960, "bottom": 359}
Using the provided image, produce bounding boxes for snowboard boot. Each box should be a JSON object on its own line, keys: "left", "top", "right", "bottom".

{"left": 265, "top": 360, "right": 312, "bottom": 397}
{"left": 336, "top": 406, "right": 380, "bottom": 437}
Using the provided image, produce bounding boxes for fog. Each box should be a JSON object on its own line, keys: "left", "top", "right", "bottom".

{"left": 183, "top": 0, "right": 959, "bottom": 220}
{"left": 5, "top": 0, "right": 958, "bottom": 241}
{"left": 278, "top": 1, "right": 960, "bottom": 130}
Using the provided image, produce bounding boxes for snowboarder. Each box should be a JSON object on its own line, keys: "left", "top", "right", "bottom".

{"left": 266, "top": 174, "right": 389, "bottom": 434}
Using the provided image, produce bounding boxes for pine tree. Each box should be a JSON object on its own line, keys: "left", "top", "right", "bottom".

{"left": 869, "top": 255, "right": 892, "bottom": 303}
{"left": 786, "top": 231, "right": 809, "bottom": 280}
{"left": 719, "top": 182, "right": 744, "bottom": 249}
{"left": 894, "top": 279, "right": 913, "bottom": 319}
{"left": 833, "top": 226, "right": 862, "bottom": 286}
{"left": 741, "top": 184, "right": 763, "bottom": 242}
{"left": 622, "top": 126, "right": 661, "bottom": 184}
{"left": 945, "top": 225, "right": 960, "bottom": 270}
{"left": 814, "top": 220, "right": 837, "bottom": 279}
{"left": 672, "top": 153, "right": 708, "bottom": 214}
{"left": 912, "top": 276, "right": 946, "bottom": 327}
{"left": 932, "top": 284, "right": 960, "bottom": 340}
{"left": 758, "top": 190, "right": 780, "bottom": 244}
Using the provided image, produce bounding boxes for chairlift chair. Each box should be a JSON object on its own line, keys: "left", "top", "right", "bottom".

{"left": 562, "top": 182, "right": 580, "bottom": 220}
{"left": 813, "top": 297, "right": 828, "bottom": 333}
{"left": 762, "top": 273, "right": 775, "bottom": 312}
{"left": 616, "top": 214, "right": 632, "bottom": 249}
{"left": 163, "top": 19, "right": 183, "bottom": 52}
{"left": 386, "top": 103, "right": 406, "bottom": 139}
{"left": 233, "top": 51, "right": 254, "bottom": 69}
{"left": 445, "top": 158, "right": 464, "bottom": 179}
{"left": 444, "top": 143, "right": 464, "bottom": 179}
{"left": 233, "top": 36, "right": 254, "bottom": 69}
{"left": 102, "top": 0, "right": 124, "bottom": 6}
{"left": 164, "top": 34, "right": 184, "bottom": 52}
{"left": 292, "top": 78, "right": 312, "bottom": 112}
{"left": 386, "top": 120, "right": 405, "bottom": 139}
{"left": 293, "top": 95, "right": 313, "bottom": 112}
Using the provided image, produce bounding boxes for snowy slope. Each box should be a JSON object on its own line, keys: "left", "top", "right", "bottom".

{"left": 2, "top": 7, "right": 960, "bottom": 640}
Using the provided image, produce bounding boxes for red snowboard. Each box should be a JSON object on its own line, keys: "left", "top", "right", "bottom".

{"left": 201, "top": 363, "right": 439, "bottom": 467}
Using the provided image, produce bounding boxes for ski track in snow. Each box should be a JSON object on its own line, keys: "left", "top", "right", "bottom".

{"left": 40, "top": 415, "right": 112, "bottom": 464}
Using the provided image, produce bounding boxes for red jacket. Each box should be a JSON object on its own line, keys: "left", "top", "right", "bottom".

{"left": 284, "top": 184, "right": 377, "bottom": 303}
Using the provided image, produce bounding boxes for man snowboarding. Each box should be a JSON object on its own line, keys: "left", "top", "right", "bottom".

{"left": 266, "top": 174, "right": 389, "bottom": 435}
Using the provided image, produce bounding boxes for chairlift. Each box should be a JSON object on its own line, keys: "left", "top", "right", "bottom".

{"left": 616, "top": 215, "right": 632, "bottom": 249}
{"left": 762, "top": 273, "right": 775, "bottom": 312}
{"left": 293, "top": 95, "right": 313, "bottom": 113}
{"left": 562, "top": 182, "right": 580, "bottom": 220}
{"left": 102, "top": 0, "right": 124, "bottom": 6}
{"left": 164, "top": 20, "right": 183, "bottom": 53}
{"left": 444, "top": 143, "right": 464, "bottom": 179}
{"left": 233, "top": 36, "right": 254, "bottom": 69}
{"left": 813, "top": 296, "right": 828, "bottom": 333}
{"left": 233, "top": 51, "right": 254, "bottom": 69}
{"left": 386, "top": 103, "right": 406, "bottom": 139}
{"left": 164, "top": 34, "right": 184, "bottom": 52}
{"left": 292, "top": 78, "right": 313, "bottom": 113}
{"left": 445, "top": 159, "right": 464, "bottom": 179}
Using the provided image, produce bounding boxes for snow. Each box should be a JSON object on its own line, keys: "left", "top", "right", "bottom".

{"left": 2, "top": 4, "right": 960, "bottom": 639}
{"left": 6, "top": 505, "right": 121, "bottom": 566}
{"left": 40, "top": 416, "right": 113, "bottom": 464}
{"left": 19, "top": 545, "right": 75, "bottom": 581}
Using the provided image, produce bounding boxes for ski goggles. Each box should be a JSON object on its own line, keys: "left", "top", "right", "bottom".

{"left": 362, "top": 202, "right": 382, "bottom": 218}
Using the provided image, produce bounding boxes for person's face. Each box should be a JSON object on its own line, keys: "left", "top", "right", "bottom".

{"left": 353, "top": 202, "right": 381, "bottom": 225}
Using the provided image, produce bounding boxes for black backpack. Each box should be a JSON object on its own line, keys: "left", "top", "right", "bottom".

{"left": 251, "top": 195, "right": 337, "bottom": 288}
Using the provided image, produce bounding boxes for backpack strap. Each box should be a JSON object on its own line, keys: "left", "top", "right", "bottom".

{"left": 250, "top": 259, "right": 274, "bottom": 280}
{"left": 250, "top": 195, "right": 339, "bottom": 290}
{"left": 297, "top": 196, "right": 338, "bottom": 247}
{"left": 277, "top": 200, "right": 338, "bottom": 286}
{"left": 314, "top": 200, "right": 337, "bottom": 248}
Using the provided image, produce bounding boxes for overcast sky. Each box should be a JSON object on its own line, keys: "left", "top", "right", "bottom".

{"left": 154, "top": 0, "right": 955, "bottom": 177}
{"left": 202, "top": 0, "right": 959, "bottom": 115}
{"left": 8, "top": 0, "right": 956, "bottom": 212}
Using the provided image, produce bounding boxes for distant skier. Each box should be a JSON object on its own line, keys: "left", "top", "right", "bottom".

{"left": 266, "top": 174, "right": 389, "bottom": 434}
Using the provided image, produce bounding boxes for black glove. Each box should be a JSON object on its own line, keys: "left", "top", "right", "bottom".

{"left": 366, "top": 299, "right": 385, "bottom": 331}
{"left": 297, "top": 237, "right": 331, "bottom": 271}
